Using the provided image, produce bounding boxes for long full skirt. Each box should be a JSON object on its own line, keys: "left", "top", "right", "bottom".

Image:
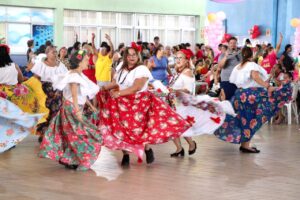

{"left": 97, "top": 91, "right": 191, "bottom": 158}
{"left": 39, "top": 100, "right": 102, "bottom": 171}
{"left": 0, "top": 97, "right": 43, "bottom": 153}
{"left": 0, "top": 77, "right": 49, "bottom": 125}
{"left": 214, "top": 84, "right": 292, "bottom": 144}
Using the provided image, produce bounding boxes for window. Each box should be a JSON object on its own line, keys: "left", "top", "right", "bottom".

{"left": 8, "top": 23, "right": 31, "bottom": 54}
{"left": 63, "top": 10, "right": 198, "bottom": 49}
{"left": 0, "top": 6, "right": 54, "bottom": 54}
{"left": 63, "top": 26, "right": 79, "bottom": 47}
{"left": 80, "top": 27, "right": 97, "bottom": 44}
{"left": 119, "top": 28, "right": 133, "bottom": 46}
{"left": 167, "top": 30, "right": 181, "bottom": 46}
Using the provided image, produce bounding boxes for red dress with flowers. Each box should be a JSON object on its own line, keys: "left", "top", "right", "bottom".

{"left": 97, "top": 65, "right": 190, "bottom": 158}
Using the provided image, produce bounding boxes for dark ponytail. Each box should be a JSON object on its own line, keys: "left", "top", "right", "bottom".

{"left": 241, "top": 46, "right": 253, "bottom": 66}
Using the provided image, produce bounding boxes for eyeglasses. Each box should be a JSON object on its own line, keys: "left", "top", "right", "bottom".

{"left": 127, "top": 54, "right": 137, "bottom": 58}
{"left": 175, "top": 57, "right": 184, "bottom": 61}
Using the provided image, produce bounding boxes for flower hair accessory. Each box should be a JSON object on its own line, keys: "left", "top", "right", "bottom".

{"left": 0, "top": 44, "right": 10, "bottom": 54}
{"left": 76, "top": 50, "right": 86, "bottom": 60}
{"left": 131, "top": 42, "right": 142, "bottom": 52}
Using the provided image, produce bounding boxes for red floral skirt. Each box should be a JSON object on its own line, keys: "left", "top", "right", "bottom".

{"left": 97, "top": 91, "right": 190, "bottom": 158}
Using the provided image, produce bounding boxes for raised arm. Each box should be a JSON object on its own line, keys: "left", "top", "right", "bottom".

{"left": 274, "top": 33, "right": 283, "bottom": 54}
{"left": 105, "top": 34, "right": 114, "bottom": 59}
{"left": 91, "top": 33, "right": 98, "bottom": 64}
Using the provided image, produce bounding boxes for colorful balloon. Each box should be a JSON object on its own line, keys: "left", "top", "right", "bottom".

{"left": 207, "top": 13, "right": 217, "bottom": 23}
{"left": 291, "top": 18, "right": 300, "bottom": 28}
{"left": 216, "top": 11, "right": 226, "bottom": 21}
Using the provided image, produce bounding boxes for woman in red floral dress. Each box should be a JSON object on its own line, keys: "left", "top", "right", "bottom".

{"left": 98, "top": 47, "right": 190, "bottom": 166}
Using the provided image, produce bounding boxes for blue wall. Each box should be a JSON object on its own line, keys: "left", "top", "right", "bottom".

{"left": 206, "top": 0, "right": 300, "bottom": 52}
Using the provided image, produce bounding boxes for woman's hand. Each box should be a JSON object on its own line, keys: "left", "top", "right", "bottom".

{"left": 147, "top": 58, "right": 156, "bottom": 69}
{"left": 267, "top": 86, "right": 276, "bottom": 96}
{"left": 75, "top": 110, "right": 84, "bottom": 123}
{"left": 90, "top": 105, "right": 98, "bottom": 112}
{"left": 110, "top": 90, "right": 120, "bottom": 98}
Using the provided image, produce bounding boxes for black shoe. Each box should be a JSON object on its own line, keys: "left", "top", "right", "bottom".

{"left": 65, "top": 164, "right": 79, "bottom": 170}
{"left": 145, "top": 148, "right": 155, "bottom": 164}
{"left": 170, "top": 148, "right": 185, "bottom": 157}
{"left": 59, "top": 160, "right": 78, "bottom": 170}
{"left": 59, "top": 160, "right": 67, "bottom": 167}
{"left": 38, "top": 136, "right": 43, "bottom": 143}
{"left": 239, "top": 146, "right": 260, "bottom": 153}
{"left": 121, "top": 154, "right": 130, "bottom": 167}
{"left": 188, "top": 141, "right": 197, "bottom": 155}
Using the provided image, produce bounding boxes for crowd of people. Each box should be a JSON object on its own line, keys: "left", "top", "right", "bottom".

{"left": 0, "top": 32, "right": 295, "bottom": 171}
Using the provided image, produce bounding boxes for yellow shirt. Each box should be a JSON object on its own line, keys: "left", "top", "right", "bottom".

{"left": 95, "top": 53, "right": 113, "bottom": 82}
{"left": 257, "top": 56, "right": 263, "bottom": 66}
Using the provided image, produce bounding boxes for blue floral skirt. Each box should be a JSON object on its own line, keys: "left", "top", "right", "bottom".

{"left": 214, "top": 84, "right": 292, "bottom": 144}
{"left": 0, "top": 97, "right": 43, "bottom": 153}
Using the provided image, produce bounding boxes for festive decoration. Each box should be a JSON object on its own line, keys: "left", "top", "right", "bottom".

{"left": 249, "top": 25, "right": 261, "bottom": 39}
{"left": 221, "top": 33, "right": 232, "bottom": 43}
{"left": 205, "top": 11, "right": 227, "bottom": 53}
{"left": 290, "top": 18, "right": 300, "bottom": 28}
{"left": 291, "top": 18, "right": 300, "bottom": 57}
{"left": 207, "top": 13, "right": 217, "bottom": 23}
{"left": 216, "top": 11, "right": 226, "bottom": 21}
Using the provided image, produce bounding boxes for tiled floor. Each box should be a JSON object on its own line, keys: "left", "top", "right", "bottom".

{"left": 0, "top": 124, "right": 299, "bottom": 200}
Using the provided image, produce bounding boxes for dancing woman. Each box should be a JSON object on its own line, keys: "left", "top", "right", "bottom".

{"left": 169, "top": 50, "right": 231, "bottom": 157}
{"left": 98, "top": 47, "right": 190, "bottom": 166}
{"left": 28, "top": 46, "right": 68, "bottom": 142}
{"left": 39, "top": 50, "right": 102, "bottom": 171}
{"left": 0, "top": 97, "right": 43, "bottom": 153}
{"left": 0, "top": 44, "right": 48, "bottom": 125}
{"left": 215, "top": 47, "right": 292, "bottom": 153}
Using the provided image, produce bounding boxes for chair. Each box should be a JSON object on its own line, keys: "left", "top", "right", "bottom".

{"left": 283, "top": 101, "right": 299, "bottom": 125}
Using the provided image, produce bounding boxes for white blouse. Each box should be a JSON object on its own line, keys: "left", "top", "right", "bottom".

{"left": 52, "top": 72, "right": 100, "bottom": 105}
{"left": 230, "top": 62, "right": 268, "bottom": 89}
{"left": 115, "top": 65, "right": 153, "bottom": 92}
{"left": 171, "top": 71, "right": 195, "bottom": 94}
{"left": 31, "top": 61, "right": 68, "bottom": 82}
{"left": 0, "top": 63, "right": 18, "bottom": 85}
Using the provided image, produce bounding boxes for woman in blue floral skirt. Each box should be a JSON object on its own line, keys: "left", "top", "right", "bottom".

{"left": 215, "top": 47, "right": 292, "bottom": 153}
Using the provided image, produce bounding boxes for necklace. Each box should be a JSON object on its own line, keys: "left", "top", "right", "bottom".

{"left": 118, "top": 69, "right": 131, "bottom": 84}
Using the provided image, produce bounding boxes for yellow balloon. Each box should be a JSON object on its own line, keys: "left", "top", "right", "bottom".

{"left": 207, "top": 13, "right": 217, "bottom": 23}
{"left": 290, "top": 18, "right": 300, "bottom": 28}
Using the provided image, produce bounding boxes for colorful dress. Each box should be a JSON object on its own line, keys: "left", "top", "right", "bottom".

{"left": 0, "top": 63, "right": 49, "bottom": 125}
{"left": 214, "top": 62, "right": 292, "bottom": 144}
{"left": 39, "top": 72, "right": 101, "bottom": 171}
{"left": 0, "top": 97, "right": 44, "bottom": 153}
{"left": 97, "top": 65, "right": 190, "bottom": 159}
{"left": 171, "top": 71, "right": 233, "bottom": 137}
{"left": 31, "top": 61, "right": 68, "bottom": 136}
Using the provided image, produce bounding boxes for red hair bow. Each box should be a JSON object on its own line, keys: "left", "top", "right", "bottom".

{"left": 131, "top": 42, "right": 142, "bottom": 52}
{"left": 180, "top": 49, "right": 192, "bottom": 60}
{"left": 0, "top": 44, "right": 10, "bottom": 54}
